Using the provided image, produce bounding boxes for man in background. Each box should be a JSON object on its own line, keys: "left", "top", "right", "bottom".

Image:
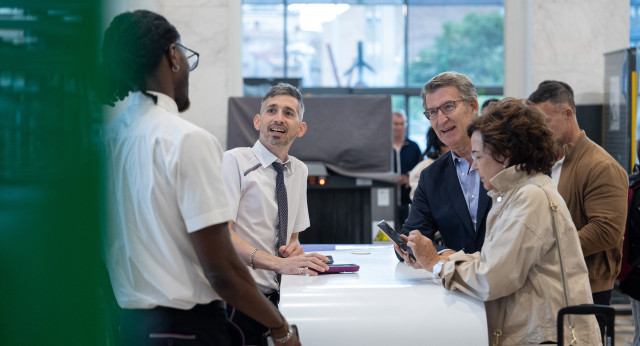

{"left": 392, "top": 111, "right": 422, "bottom": 226}
{"left": 529, "top": 80, "right": 628, "bottom": 337}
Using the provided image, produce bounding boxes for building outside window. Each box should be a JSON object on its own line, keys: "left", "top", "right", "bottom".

{"left": 242, "top": 0, "right": 504, "bottom": 151}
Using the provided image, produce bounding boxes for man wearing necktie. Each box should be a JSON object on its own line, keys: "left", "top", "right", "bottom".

{"left": 222, "top": 83, "right": 329, "bottom": 344}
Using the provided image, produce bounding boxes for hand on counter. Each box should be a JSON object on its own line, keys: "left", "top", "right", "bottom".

{"left": 276, "top": 253, "right": 329, "bottom": 276}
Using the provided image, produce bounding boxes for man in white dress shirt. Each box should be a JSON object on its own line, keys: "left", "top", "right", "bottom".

{"left": 101, "top": 10, "right": 299, "bottom": 345}
{"left": 222, "top": 83, "right": 329, "bottom": 343}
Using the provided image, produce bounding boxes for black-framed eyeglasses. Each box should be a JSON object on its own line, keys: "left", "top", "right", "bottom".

{"left": 423, "top": 99, "right": 465, "bottom": 120}
{"left": 175, "top": 42, "right": 199, "bottom": 72}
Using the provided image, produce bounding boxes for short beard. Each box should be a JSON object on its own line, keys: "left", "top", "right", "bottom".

{"left": 261, "top": 132, "right": 294, "bottom": 148}
{"left": 177, "top": 98, "right": 191, "bottom": 113}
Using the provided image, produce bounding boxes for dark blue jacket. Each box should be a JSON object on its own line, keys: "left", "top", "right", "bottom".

{"left": 401, "top": 151, "right": 491, "bottom": 253}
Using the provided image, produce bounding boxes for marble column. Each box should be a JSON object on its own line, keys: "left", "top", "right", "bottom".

{"left": 505, "top": 0, "right": 629, "bottom": 105}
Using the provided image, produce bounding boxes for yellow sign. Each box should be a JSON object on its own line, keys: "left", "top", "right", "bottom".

{"left": 375, "top": 230, "right": 390, "bottom": 242}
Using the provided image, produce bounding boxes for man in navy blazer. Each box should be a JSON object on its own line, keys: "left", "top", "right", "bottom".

{"left": 400, "top": 72, "right": 492, "bottom": 257}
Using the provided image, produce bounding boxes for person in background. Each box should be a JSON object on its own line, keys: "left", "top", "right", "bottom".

{"left": 397, "top": 98, "right": 601, "bottom": 345}
{"left": 480, "top": 98, "right": 500, "bottom": 115}
{"left": 100, "top": 10, "right": 299, "bottom": 345}
{"left": 408, "top": 127, "right": 449, "bottom": 200}
{"left": 529, "top": 80, "right": 628, "bottom": 338}
{"left": 392, "top": 111, "right": 422, "bottom": 226}
{"left": 400, "top": 72, "right": 491, "bottom": 256}
{"left": 222, "top": 83, "right": 329, "bottom": 344}
{"left": 622, "top": 140, "right": 640, "bottom": 346}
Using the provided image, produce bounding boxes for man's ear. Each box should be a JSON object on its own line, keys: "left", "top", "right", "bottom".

{"left": 469, "top": 98, "right": 479, "bottom": 115}
{"left": 253, "top": 114, "right": 261, "bottom": 131}
{"left": 167, "top": 43, "right": 180, "bottom": 71}
{"left": 297, "top": 122, "right": 307, "bottom": 138}
{"left": 563, "top": 106, "right": 575, "bottom": 120}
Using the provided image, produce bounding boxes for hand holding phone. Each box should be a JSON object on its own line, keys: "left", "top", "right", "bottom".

{"left": 377, "top": 220, "right": 416, "bottom": 262}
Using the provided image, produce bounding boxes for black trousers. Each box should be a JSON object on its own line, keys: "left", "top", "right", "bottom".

{"left": 118, "top": 300, "right": 241, "bottom": 346}
{"left": 592, "top": 289, "right": 612, "bottom": 342}
{"left": 227, "top": 292, "right": 280, "bottom": 346}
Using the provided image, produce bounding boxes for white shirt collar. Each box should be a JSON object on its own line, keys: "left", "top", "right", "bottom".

{"left": 128, "top": 91, "right": 179, "bottom": 115}
{"left": 550, "top": 156, "right": 565, "bottom": 187}
{"left": 251, "top": 140, "right": 294, "bottom": 173}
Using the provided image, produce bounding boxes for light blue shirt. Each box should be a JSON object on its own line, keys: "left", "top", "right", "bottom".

{"left": 451, "top": 151, "right": 480, "bottom": 230}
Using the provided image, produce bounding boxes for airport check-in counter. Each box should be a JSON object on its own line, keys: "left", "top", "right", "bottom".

{"left": 279, "top": 244, "right": 488, "bottom": 345}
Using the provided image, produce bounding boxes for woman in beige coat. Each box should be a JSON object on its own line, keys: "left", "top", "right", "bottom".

{"left": 396, "top": 99, "right": 601, "bottom": 345}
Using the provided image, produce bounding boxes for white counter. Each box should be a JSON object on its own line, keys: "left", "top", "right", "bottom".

{"left": 279, "top": 244, "right": 488, "bottom": 346}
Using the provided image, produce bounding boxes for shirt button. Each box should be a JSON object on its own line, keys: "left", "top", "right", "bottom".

{"left": 462, "top": 173, "right": 466, "bottom": 176}
{"left": 471, "top": 194, "right": 475, "bottom": 199}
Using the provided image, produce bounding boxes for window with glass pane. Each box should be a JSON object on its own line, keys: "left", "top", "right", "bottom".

{"left": 407, "top": 3, "right": 504, "bottom": 87}
{"left": 283, "top": 3, "right": 405, "bottom": 87}
{"left": 632, "top": 0, "right": 640, "bottom": 47}
{"left": 407, "top": 95, "right": 429, "bottom": 151}
{"left": 242, "top": 4, "right": 285, "bottom": 78}
{"left": 242, "top": 0, "right": 504, "bottom": 149}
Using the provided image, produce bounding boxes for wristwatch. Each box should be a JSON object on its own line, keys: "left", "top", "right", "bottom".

{"left": 432, "top": 259, "right": 446, "bottom": 277}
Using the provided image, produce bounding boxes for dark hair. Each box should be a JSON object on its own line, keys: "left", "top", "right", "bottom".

{"left": 481, "top": 98, "right": 499, "bottom": 112}
{"left": 424, "top": 127, "right": 445, "bottom": 160}
{"left": 467, "top": 98, "right": 557, "bottom": 175}
{"left": 260, "top": 83, "right": 305, "bottom": 120}
{"left": 100, "top": 10, "right": 180, "bottom": 106}
{"left": 528, "top": 80, "right": 576, "bottom": 112}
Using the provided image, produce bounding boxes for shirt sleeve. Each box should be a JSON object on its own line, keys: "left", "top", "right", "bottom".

{"left": 221, "top": 151, "right": 242, "bottom": 223}
{"left": 578, "top": 161, "right": 628, "bottom": 256}
{"left": 175, "top": 130, "right": 231, "bottom": 233}
{"left": 409, "top": 159, "right": 432, "bottom": 200}
{"left": 293, "top": 162, "right": 310, "bottom": 234}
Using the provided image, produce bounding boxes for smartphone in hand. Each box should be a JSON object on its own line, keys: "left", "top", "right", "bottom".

{"left": 377, "top": 220, "right": 417, "bottom": 262}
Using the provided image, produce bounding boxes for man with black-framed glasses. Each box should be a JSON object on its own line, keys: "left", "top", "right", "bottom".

{"left": 395, "top": 72, "right": 491, "bottom": 262}
{"left": 100, "top": 10, "right": 299, "bottom": 346}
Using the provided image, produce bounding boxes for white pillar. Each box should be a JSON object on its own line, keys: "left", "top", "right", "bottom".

{"left": 504, "top": 0, "right": 532, "bottom": 99}
{"left": 504, "top": 0, "right": 629, "bottom": 104}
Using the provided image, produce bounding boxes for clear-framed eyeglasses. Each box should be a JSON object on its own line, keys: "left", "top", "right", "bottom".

{"left": 423, "top": 99, "right": 465, "bottom": 120}
{"left": 175, "top": 42, "right": 199, "bottom": 72}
